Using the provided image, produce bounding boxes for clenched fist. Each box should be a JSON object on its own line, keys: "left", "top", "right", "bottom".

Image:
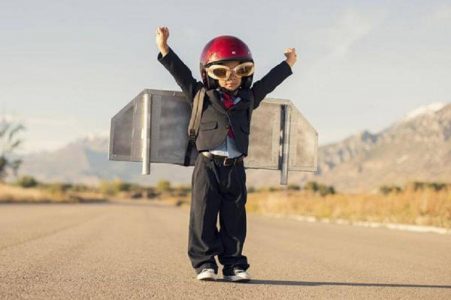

{"left": 284, "top": 48, "right": 297, "bottom": 67}
{"left": 156, "top": 26, "right": 170, "bottom": 57}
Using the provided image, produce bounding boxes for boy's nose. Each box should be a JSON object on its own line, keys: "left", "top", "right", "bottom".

{"left": 228, "top": 71, "right": 239, "bottom": 80}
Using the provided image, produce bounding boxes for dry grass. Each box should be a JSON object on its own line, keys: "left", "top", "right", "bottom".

{"left": 247, "top": 189, "right": 451, "bottom": 229}
{"left": 157, "top": 195, "right": 190, "bottom": 207}
{"left": 155, "top": 186, "right": 451, "bottom": 229}
{"left": 3, "top": 181, "right": 450, "bottom": 229}
{"left": 0, "top": 183, "right": 107, "bottom": 203}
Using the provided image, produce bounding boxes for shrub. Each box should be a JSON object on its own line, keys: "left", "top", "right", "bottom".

{"left": 247, "top": 186, "right": 256, "bottom": 193}
{"left": 144, "top": 187, "right": 158, "bottom": 199}
{"left": 268, "top": 186, "right": 279, "bottom": 192}
{"left": 44, "top": 182, "right": 73, "bottom": 194}
{"left": 16, "top": 175, "right": 38, "bottom": 188}
{"left": 428, "top": 182, "right": 447, "bottom": 192}
{"left": 173, "top": 184, "right": 191, "bottom": 197}
{"left": 99, "top": 180, "right": 123, "bottom": 196}
{"left": 379, "top": 185, "right": 402, "bottom": 195}
{"left": 406, "top": 181, "right": 449, "bottom": 192}
{"left": 287, "top": 184, "right": 301, "bottom": 191}
{"left": 117, "top": 180, "right": 133, "bottom": 192}
{"left": 318, "top": 185, "right": 335, "bottom": 196}
{"left": 304, "top": 181, "right": 335, "bottom": 196}
{"left": 156, "top": 180, "right": 172, "bottom": 193}
{"left": 304, "top": 181, "right": 319, "bottom": 192}
{"left": 70, "top": 184, "right": 92, "bottom": 192}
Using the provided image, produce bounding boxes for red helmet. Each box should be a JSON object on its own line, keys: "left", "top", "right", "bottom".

{"left": 199, "top": 35, "right": 254, "bottom": 89}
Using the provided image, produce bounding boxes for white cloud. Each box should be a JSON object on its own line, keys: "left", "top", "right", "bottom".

{"left": 325, "top": 9, "right": 378, "bottom": 58}
{"left": 1, "top": 114, "right": 109, "bottom": 154}
{"left": 27, "top": 117, "right": 78, "bottom": 127}
{"left": 301, "top": 8, "right": 385, "bottom": 81}
{"left": 20, "top": 139, "right": 68, "bottom": 154}
{"left": 1, "top": 114, "right": 23, "bottom": 123}
{"left": 1, "top": 114, "right": 77, "bottom": 127}
{"left": 297, "top": 9, "right": 379, "bottom": 105}
{"left": 424, "top": 4, "right": 451, "bottom": 23}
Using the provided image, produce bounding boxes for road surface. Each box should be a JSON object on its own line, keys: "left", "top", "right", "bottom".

{"left": 0, "top": 201, "right": 450, "bottom": 299}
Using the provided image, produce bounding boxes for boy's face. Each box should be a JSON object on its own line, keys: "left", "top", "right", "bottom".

{"left": 216, "top": 60, "right": 242, "bottom": 92}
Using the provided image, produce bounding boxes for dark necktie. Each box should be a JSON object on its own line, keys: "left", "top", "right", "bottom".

{"left": 222, "top": 92, "right": 235, "bottom": 138}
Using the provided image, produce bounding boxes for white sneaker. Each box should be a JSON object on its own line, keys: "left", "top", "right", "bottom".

{"left": 223, "top": 269, "right": 251, "bottom": 282}
{"left": 196, "top": 268, "right": 217, "bottom": 281}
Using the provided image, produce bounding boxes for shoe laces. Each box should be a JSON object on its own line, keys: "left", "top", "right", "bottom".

{"left": 201, "top": 268, "right": 214, "bottom": 273}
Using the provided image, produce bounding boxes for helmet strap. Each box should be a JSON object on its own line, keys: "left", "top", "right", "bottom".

{"left": 241, "top": 76, "right": 253, "bottom": 89}
{"left": 207, "top": 76, "right": 218, "bottom": 89}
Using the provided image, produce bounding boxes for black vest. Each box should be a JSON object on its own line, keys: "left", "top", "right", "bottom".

{"left": 196, "top": 89, "right": 253, "bottom": 155}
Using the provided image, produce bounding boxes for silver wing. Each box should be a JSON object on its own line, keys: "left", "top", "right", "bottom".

{"left": 109, "top": 89, "right": 318, "bottom": 184}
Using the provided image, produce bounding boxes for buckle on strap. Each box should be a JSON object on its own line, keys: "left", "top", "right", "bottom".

{"left": 201, "top": 152, "right": 243, "bottom": 166}
{"left": 223, "top": 157, "right": 234, "bottom": 166}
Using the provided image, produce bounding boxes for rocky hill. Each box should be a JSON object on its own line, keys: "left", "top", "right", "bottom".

{"left": 311, "top": 102, "right": 451, "bottom": 192}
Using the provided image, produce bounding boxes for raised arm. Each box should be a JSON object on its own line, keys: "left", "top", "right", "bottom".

{"left": 155, "top": 26, "right": 202, "bottom": 102}
{"left": 251, "top": 48, "right": 298, "bottom": 109}
{"left": 155, "top": 26, "right": 170, "bottom": 57}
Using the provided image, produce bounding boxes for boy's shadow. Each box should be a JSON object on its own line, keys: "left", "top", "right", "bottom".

{"left": 215, "top": 279, "right": 451, "bottom": 289}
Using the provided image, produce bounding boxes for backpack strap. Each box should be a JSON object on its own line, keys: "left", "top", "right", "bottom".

{"left": 184, "top": 87, "right": 206, "bottom": 166}
{"left": 248, "top": 90, "right": 255, "bottom": 124}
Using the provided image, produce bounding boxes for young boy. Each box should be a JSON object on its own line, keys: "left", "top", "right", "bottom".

{"left": 155, "top": 26, "right": 297, "bottom": 282}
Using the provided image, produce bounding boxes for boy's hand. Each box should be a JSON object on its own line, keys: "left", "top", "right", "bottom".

{"left": 156, "top": 26, "right": 170, "bottom": 57}
{"left": 284, "top": 48, "right": 297, "bottom": 68}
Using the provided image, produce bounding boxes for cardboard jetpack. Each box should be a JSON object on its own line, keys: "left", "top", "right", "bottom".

{"left": 109, "top": 89, "right": 318, "bottom": 185}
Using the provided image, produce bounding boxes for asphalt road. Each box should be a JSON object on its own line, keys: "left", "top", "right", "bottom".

{"left": 0, "top": 201, "right": 450, "bottom": 299}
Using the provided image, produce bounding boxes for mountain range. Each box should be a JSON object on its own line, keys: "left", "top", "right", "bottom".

{"left": 20, "top": 103, "right": 451, "bottom": 192}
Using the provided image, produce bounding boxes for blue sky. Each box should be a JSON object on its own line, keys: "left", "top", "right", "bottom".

{"left": 1, "top": 0, "right": 451, "bottom": 153}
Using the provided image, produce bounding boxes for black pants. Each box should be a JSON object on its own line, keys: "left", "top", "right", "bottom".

{"left": 188, "top": 153, "right": 249, "bottom": 275}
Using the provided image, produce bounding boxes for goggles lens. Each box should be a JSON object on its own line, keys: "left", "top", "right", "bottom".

{"left": 210, "top": 67, "right": 228, "bottom": 79}
{"left": 206, "top": 62, "right": 254, "bottom": 80}
{"left": 234, "top": 62, "right": 254, "bottom": 77}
